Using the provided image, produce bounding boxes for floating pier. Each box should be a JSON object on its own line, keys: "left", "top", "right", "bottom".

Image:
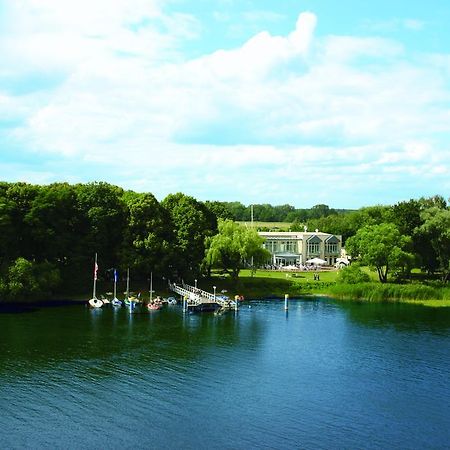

{"left": 168, "top": 282, "right": 238, "bottom": 312}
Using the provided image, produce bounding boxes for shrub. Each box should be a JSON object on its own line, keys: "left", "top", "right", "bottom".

{"left": 337, "top": 264, "right": 370, "bottom": 284}
{"left": 4, "top": 258, "right": 61, "bottom": 302}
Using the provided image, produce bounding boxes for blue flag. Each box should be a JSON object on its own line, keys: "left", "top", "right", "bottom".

{"left": 114, "top": 269, "right": 118, "bottom": 283}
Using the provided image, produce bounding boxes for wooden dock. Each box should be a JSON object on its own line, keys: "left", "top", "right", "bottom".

{"left": 168, "top": 282, "right": 237, "bottom": 311}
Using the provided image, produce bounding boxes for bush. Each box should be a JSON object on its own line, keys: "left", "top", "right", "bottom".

{"left": 337, "top": 264, "right": 370, "bottom": 284}
{"left": 1, "top": 258, "right": 61, "bottom": 302}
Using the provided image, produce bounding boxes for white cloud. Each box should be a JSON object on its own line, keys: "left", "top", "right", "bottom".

{"left": 1, "top": 5, "right": 450, "bottom": 206}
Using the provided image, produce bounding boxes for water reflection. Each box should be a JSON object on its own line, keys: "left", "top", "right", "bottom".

{"left": 0, "top": 305, "right": 265, "bottom": 378}
{"left": 1, "top": 299, "right": 449, "bottom": 450}
{"left": 336, "top": 300, "right": 450, "bottom": 332}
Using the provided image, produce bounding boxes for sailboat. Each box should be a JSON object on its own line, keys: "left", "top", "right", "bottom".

{"left": 147, "top": 272, "right": 161, "bottom": 311}
{"left": 123, "top": 268, "right": 137, "bottom": 310}
{"left": 88, "top": 253, "right": 103, "bottom": 308}
{"left": 111, "top": 269, "right": 122, "bottom": 307}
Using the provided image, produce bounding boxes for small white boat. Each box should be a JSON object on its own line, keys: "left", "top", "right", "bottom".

{"left": 110, "top": 270, "right": 121, "bottom": 307}
{"left": 88, "top": 298, "right": 103, "bottom": 308}
{"left": 87, "top": 254, "right": 103, "bottom": 308}
{"left": 111, "top": 298, "right": 122, "bottom": 307}
{"left": 167, "top": 297, "right": 177, "bottom": 305}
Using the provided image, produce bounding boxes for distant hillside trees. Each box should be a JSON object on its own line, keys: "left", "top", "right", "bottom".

{"left": 215, "top": 201, "right": 348, "bottom": 223}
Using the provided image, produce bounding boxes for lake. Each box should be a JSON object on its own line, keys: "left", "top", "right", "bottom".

{"left": 1, "top": 298, "right": 449, "bottom": 449}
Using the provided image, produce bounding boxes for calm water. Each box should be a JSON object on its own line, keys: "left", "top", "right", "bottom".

{"left": 1, "top": 299, "right": 449, "bottom": 449}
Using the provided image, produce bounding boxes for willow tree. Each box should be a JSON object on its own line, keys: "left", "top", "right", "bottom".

{"left": 205, "top": 220, "right": 270, "bottom": 279}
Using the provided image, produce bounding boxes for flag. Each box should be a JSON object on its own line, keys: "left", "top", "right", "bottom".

{"left": 114, "top": 269, "right": 118, "bottom": 283}
{"left": 94, "top": 262, "right": 98, "bottom": 281}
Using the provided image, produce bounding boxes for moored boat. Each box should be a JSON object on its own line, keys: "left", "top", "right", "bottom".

{"left": 167, "top": 296, "right": 177, "bottom": 305}
{"left": 88, "top": 253, "right": 103, "bottom": 308}
{"left": 111, "top": 298, "right": 122, "bottom": 307}
{"left": 147, "top": 302, "right": 162, "bottom": 311}
{"left": 110, "top": 270, "right": 122, "bottom": 307}
{"left": 88, "top": 298, "right": 103, "bottom": 308}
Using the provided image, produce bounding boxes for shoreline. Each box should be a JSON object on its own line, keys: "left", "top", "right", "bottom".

{"left": 2, "top": 290, "right": 449, "bottom": 309}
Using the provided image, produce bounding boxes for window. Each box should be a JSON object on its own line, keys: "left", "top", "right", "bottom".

{"left": 325, "top": 243, "right": 338, "bottom": 254}
{"left": 286, "top": 241, "right": 296, "bottom": 252}
{"left": 264, "top": 241, "right": 277, "bottom": 253}
{"left": 307, "top": 242, "right": 320, "bottom": 254}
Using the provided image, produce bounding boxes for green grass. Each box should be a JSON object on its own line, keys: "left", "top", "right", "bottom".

{"left": 207, "top": 268, "right": 450, "bottom": 307}
{"left": 328, "top": 282, "right": 450, "bottom": 307}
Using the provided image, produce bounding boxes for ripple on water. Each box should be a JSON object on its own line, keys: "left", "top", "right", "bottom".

{"left": 0, "top": 301, "right": 449, "bottom": 449}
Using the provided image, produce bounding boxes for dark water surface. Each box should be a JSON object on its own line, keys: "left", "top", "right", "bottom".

{"left": 1, "top": 299, "right": 449, "bottom": 449}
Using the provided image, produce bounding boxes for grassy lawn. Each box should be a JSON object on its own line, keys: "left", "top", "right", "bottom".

{"left": 203, "top": 268, "right": 450, "bottom": 307}
{"left": 238, "top": 268, "right": 338, "bottom": 283}
{"left": 203, "top": 268, "right": 337, "bottom": 299}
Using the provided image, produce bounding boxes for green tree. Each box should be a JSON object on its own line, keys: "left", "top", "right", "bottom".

{"left": 162, "top": 193, "right": 217, "bottom": 278}
{"left": 205, "top": 220, "right": 270, "bottom": 279}
{"left": 24, "top": 183, "right": 83, "bottom": 263}
{"left": 76, "top": 182, "right": 127, "bottom": 269}
{"left": 0, "top": 192, "right": 16, "bottom": 268}
{"left": 3, "top": 182, "right": 40, "bottom": 260}
{"left": 121, "top": 192, "right": 172, "bottom": 277}
{"left": 419, "top": 207, "right": 450, "bottom": 282}
{"left": 346, "top": 223, "right": 413, "bottom": 283}
{"left": 203, "top": 201, "right": 234, "bottom": 220}
{"left": 6, "top": 258, "right": 60, "bottom": 302}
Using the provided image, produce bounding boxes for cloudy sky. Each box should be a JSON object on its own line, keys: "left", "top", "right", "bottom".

{"left": 1, "top": 0, "right": 449, "bottom": 208}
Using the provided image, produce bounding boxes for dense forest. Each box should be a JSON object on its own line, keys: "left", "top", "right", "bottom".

{"left": 0, "top": 181, "right": 448, "bottom": 301}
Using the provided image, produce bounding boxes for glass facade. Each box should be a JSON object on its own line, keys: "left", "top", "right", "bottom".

{"left": 307, "top": 242, "right": 320, "bottom": 254}
{"left": 325, "top": 243, "right": 338, "bottom": 254}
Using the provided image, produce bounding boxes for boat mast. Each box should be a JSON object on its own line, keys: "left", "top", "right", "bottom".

{"left": 126, "top": 268, "right": 130, "bottom": 300}
{"left": 149, "top": 272, "right": 153, "bottom": 303}
{"left": 113, "top": 269, "right": 117, "bottom": 299}
{"left": 92, "top": 253, "right": 98, "bottom": 299}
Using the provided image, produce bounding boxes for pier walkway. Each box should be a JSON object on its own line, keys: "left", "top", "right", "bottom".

{"left": 168, "top": 282, "right": 237, "bottom": 309}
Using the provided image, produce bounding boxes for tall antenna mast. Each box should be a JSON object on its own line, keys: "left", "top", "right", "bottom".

{"left": 250, "top": 205, "right": 254, "bottom": 269}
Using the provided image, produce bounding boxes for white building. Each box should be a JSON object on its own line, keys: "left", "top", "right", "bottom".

{"left": 258, "top": 231, "right": 342, "bottom": 266}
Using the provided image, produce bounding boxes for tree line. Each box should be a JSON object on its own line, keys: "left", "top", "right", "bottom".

{"left": 0, "top": 181, "right": 448, "bottom": 301}
{"left": 299, "top": 196, "right": 449, "bottom": 283}
{"left": 205, "top": 201, "right": 351, "bottom": 223}
{"left": 0, "top": 182, "right": 223, "bottom": 301}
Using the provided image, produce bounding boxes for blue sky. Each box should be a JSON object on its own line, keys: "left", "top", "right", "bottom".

{"left": 0, "top": 0, "right": 449, "bottom": 208}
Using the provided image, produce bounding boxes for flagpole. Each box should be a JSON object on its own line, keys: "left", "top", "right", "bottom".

{"left": 92, "top": 253, "right": 98, "bottom": 299}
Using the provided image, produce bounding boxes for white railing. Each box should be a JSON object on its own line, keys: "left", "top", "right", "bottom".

{"left": 169, "top": 282, "right": 237, "bottom": 308}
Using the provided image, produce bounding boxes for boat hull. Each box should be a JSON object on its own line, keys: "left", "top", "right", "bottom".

{"left": 88, "top": 298, "right": 103, "bottom": 308}
{"left": 189, "top": 303, "right": 221, "bottom": 313}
